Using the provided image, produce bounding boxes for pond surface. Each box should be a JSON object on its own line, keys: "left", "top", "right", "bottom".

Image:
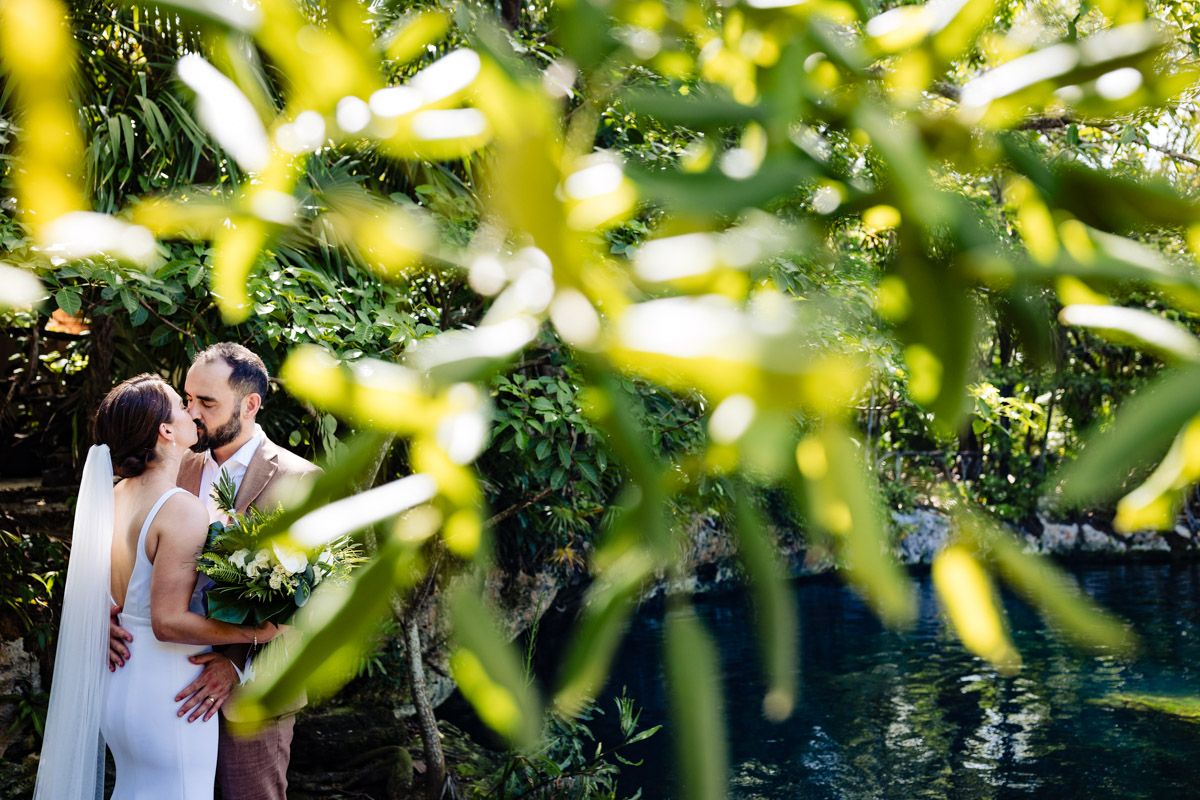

{"left": 595, "top": 562, "right": 1200, "bottom": 800}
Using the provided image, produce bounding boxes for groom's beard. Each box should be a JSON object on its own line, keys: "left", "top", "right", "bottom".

{"left": 191, "top": 413, "right": 242, "bottom": 453}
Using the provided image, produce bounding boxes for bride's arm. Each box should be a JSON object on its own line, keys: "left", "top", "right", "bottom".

{"left": 148, "top": 494, "right": 279, "bottom": 647}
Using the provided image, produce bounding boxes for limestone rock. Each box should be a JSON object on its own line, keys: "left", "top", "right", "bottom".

{"left": 483, "top": 569, "right": 560, "bottom": 641}
{"left": 1039, "top": 519, "right": 1079, "bottom": 553}
{"left": 1081, "top": 524, "right": 1126, "bottom": 554}
{"left": 891, "top": 509, "right": 950, "bottom": 564}
{"left": 1128, "top": 530, "right": 1172, "bottom": 552}
{"left": 0, "top": 639, "right": 41, "bottom": 759}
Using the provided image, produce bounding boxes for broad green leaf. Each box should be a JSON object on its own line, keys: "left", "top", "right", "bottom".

{"left": 54, "top": 286, "right": 80, "bottom": 316}
{"left": 204, "top": 589, "right": 251, "bottom": 624}
{"left": 665, "top": 605, "right": 727, "bottom": 800}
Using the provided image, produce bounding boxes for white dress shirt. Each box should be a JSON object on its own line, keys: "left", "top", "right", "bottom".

{"left": 198, "top": 424, "right": 265, "bottom": 524}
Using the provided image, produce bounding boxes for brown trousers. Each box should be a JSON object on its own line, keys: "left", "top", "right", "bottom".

{"left": 217, "top": 714, "right": 295, "bottom": 800}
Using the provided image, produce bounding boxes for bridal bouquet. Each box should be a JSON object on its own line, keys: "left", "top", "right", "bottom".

{"left": 197, "top": 473, "right": 362, "bottom": 626}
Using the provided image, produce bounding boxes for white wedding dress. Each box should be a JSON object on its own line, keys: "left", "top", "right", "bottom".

{"left": 101, "top": 487, "right": 218, "bottom": 799}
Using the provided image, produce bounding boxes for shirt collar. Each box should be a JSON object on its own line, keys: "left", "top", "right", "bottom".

{"left": 204, "top": 424, "right": 265, "bottom": 470}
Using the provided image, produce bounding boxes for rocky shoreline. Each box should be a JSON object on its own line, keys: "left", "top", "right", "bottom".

{"left": 652, "top": 507, "right": 1199, "bottom": 599}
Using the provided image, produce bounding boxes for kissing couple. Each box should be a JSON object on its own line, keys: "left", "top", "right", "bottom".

{"left": 33, "top": 343, "right": 320, "bottom": 800}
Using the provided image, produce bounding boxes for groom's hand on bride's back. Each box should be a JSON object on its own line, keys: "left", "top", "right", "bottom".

{"left": 109, "top": 604, "right": 132, "bottom": 671}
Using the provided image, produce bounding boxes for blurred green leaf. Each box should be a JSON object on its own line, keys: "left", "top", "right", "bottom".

{"left": 54, "top": 286, "right": 80, "bottom": 316}
{"left": 731, "top": 482, "right": 797, "bottom": 721}
{"left": 1058, "top": 304, "right": 1200, "bottom": 364}
{"left": 627, "top": 156, "right": 815, "bottom": 216}
{"left": 665, "top": 605, "right": 727, "bottom": 800}
{"left": 800, "top": 425, "right": 916, "bottom": 627}
{"left": 959, "top": 509, "right": 1137, "bottom": 654}
{"left": 236, "top": 532, "right": 412, "bottom": 717}
{"left": 623, "top": 88, "right": 766, "bottom": 129}
{"left": 1058, "top": 362, "right": 1200, "bottom": 505}
{"left": 448, "top": 575, "right": 542, "bottom": 747}
{"left": 554, "top": 541, "right": 650, "bottom": 714}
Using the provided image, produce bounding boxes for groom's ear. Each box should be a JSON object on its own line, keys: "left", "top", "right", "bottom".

{"left": 242, "top": 392, "right": 262, "bottom": 419}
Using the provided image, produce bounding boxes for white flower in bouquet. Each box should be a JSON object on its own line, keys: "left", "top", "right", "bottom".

{"left": 271, "top": 541, "right": 307, "bottom": 575}
{"left": 268, "top": 563, "right": 289, "bottom": 591}
{"left": 229, "top": 549, "right": 250, "bottom": 569}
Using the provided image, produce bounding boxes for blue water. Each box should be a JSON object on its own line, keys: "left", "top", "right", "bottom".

{"left": 595, "top": 563, "right": 1200, "bottom": 799}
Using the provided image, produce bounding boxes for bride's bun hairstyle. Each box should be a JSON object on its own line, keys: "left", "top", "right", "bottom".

{"left": 94, "top": 374, "right": 173, "bottom": 478}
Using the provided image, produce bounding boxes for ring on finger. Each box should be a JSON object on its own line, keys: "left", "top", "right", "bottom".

{"left": 206, "top": 696, "right": 216, "bottom": 703}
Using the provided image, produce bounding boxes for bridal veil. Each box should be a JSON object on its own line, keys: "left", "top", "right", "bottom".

{"left": 33, "top": 444, "right": 113, "bottom": 800}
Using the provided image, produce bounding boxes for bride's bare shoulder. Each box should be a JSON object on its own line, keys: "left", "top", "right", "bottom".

{"left": 157, "top": 490, "right": 209, "bottom": 532}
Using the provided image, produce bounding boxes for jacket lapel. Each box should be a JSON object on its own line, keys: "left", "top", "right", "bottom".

{"left": 234, "top": 437, "right": 278, "bottom": 514}
{"left": 177, "top": 451, "right": 204, "bottom": 497}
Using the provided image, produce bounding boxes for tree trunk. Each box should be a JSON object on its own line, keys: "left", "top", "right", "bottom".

{"left": 403, "top": 604, "right": 447, "bottom": 800}
{"left": 500, "top": 0, "right": 520, "bottom": 28}
{"left": 82, "top": 314, "right": 114, "bottom": 447}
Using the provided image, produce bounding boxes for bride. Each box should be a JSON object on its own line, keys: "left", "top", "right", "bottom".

{"left": 33, "top": 374, "right": 281, "bottom": 800}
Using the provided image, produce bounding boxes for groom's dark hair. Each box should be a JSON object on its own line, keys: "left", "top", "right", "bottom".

{"left": 194, "top": 343, "right": 269, "bottom": 403}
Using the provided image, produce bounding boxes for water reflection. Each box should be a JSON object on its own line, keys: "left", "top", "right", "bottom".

{"left": 599, "top": 564, "right": 1200, "bottom": 799}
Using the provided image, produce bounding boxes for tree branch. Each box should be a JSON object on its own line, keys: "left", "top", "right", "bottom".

{"left": 1015, "top": 115, "right": 1200, "bottom": 167}
{"left": 138, "top": 295, "right": 200, "bottom": 347}
{"left": 1145, "top": 141, "right": 1200, "bottom": 168}
{"left": 486, "top": 486, "right": 555, "bottom": 527}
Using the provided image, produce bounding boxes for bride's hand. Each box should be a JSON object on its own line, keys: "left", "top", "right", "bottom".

{"left": 252, "top": 621, "right": 282, "bottom": 644}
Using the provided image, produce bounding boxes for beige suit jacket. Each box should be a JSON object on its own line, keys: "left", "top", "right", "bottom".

{"left": 179, "top": 434, "right": 322, "bottom": 719}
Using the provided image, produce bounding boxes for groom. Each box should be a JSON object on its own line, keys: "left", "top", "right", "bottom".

{"left": 109, "top": 342, "right": 320, "bottom": 800}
